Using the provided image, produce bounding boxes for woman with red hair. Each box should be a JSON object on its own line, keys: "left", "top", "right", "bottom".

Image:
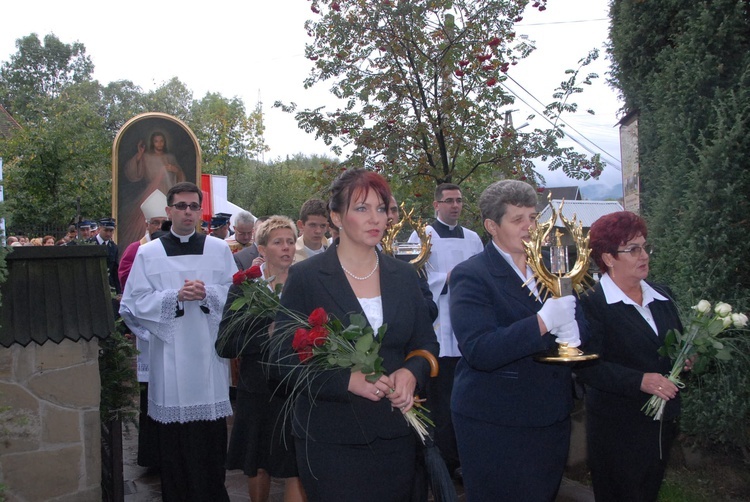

{"left": 577, "top": 211, "right": 684, "bottom": 501}
{"left": 272, "top": 168, "right": 439, "bottom": 502}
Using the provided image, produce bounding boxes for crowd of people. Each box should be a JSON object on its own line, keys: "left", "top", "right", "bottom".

{"left": 53, "top": 168, "right": 686, "bottom": 502}
{"left": 5, "top": 219, "right": 106, "bottom": 247}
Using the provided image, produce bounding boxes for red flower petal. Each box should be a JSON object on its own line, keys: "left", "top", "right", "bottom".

{"left": 247, "top": 265, "right": 263, "bottom": 279}
{"left": 308, "top": 307, "right": 328, "bottom": 327}
{"left": 298, "top": 348, "right": 313, "bottom": 363}
{"left": 232, "top": 270, "right": 247, "bottom": 286}
{"left": 308, "top": 325, "right": 329, "bottom": 346}
{"left": 293, "top": 328, "right": 311, "bottom": 350}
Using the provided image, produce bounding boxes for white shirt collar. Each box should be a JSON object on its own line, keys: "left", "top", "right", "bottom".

{"left": 171, "top": 228, "right": 195, "bottom": 243}
{"left": 600, "top": 273, "right": 668, "bottom": 306}
{"left": 436, "top": 217, "right": 457, "bottom": 231}
{"left": 492, "top": 240, "right": 541, "bottom": 301}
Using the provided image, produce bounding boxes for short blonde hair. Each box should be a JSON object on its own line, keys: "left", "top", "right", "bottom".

{"left": 254, "top": 215, "right": 297, "bottom": 246}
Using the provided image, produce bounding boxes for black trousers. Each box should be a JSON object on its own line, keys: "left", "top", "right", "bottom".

{"left": 157, "top": 418, "right": 229, "bottom": 502}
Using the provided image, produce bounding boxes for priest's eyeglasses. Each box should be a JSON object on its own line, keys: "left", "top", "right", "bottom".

{"left": 436, "top": 198, "right": 463, "bottom": 205}
{"left": 615, "top": 243, "right": 654, "bottom": 257}
{"left": 170, "top": 202, "right": 202, "bottom": 212}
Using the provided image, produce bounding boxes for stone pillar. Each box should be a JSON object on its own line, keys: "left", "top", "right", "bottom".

{"left": 0, "top": 338, "right": 102, "bottom": 501}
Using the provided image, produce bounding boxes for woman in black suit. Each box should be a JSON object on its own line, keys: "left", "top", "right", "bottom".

{"left": 449, "top": 180, "right": 588, "bottom": 501}
{"left": 272, "top": 168, "right": 439, "bottom": 502}
{"left": 577, "top": 211, "right": 684, "bottom": 501}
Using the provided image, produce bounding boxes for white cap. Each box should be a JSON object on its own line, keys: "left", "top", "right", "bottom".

{"left": 140, "top": 190, "right": 168, "bottom": 220}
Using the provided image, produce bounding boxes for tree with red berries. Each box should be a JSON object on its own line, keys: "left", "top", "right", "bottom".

{"left": 276, "top": 0, "right": 603, "bottom": 191}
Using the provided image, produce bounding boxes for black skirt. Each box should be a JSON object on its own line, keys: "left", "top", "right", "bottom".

{"left": 295, "top": 434, "right": 416, "bottom": 502}
{"left": 226, "top": 389, "right": 298, "bottom": 478}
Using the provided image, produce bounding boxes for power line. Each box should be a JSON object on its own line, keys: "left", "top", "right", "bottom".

{"left": 519, "top": 18, "right": 609, "bottom": 27}
{"left": 501, "top": 73, "right": 622, "bottom": 169}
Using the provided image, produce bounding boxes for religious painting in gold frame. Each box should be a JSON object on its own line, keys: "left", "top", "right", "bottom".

{"left": 112, "top": 112, "right": 202, "bottom": 250}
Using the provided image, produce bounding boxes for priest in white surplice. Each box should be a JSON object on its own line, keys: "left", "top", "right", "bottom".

{"left": 408, "top": 183, "right": 483, "bottom": 475}
{"left": 120, "top": 182, "right": 237, "bottom": 502}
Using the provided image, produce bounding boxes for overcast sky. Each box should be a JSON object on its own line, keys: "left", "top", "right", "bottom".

{"left": 2, "top": 0, "right": 623, "bottom": 191}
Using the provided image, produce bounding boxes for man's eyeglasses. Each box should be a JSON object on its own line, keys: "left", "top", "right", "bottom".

{"left": 615, "top": 243, "right": 654, "bottom": 257}
{"left": 170, "top": 202, "right": 202, "bottom": 212}
{"left": 436, "top": 198, "right": 463, "bottom": 205}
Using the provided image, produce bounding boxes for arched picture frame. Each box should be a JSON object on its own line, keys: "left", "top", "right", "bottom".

{"left": 112, "top": 113, "right": 202, "bottom": 249}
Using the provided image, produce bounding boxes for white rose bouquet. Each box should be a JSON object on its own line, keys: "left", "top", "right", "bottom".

{"left": 642, "top": 300, "right": 748, "bottom": 420}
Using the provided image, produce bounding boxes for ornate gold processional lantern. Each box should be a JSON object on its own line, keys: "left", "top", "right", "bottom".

{"left": 382, "top": 203, "right": 432, "bottom": 275}
{"left": 523, "top": 196, "right": 598, "bottom": 363}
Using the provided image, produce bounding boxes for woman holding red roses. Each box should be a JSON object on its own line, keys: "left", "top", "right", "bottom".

{"left": 216, "top": 215, "right": 306, "bottom": 502}
{"left": 271, "top": 168, "right": 439, "bottom": 502}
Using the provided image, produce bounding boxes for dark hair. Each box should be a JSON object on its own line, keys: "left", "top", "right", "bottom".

{"left": 167, "top": 182, "right": 202, "bottom": 206}
{"left": 328, "top": 168, "right": 391, "bottom": 216}
{"left": 298, "top": 199, "right": 328, "bottom": 222}
{"left": 149, "top": 131, "right": 168, "bottom": 153}
{"left": 435, "top": 183, "right": 461, "bottom": 201}
{"left": 589, "top": 211, "right": 649, "bottom": 273}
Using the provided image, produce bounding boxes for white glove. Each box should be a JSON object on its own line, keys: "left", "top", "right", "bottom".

{"left": 551, "top": 321, "right": 581, "bottom": 348}
{"left": 537, "top": 295, "right": 576, "bottom": 333}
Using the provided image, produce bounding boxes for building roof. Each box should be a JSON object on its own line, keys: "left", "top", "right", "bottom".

{"left": 538, "top": 199, "right": 624, "bottom": 228}
{"left": 0, "top": 104, "right": 21, "bottom": 139}
{"left": 536, "top": 186, "right": 581, "bottom": 211}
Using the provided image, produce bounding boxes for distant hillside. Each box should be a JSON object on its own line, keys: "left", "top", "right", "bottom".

{"left": 580, "top": 183, "right": 623, "bottom": 201}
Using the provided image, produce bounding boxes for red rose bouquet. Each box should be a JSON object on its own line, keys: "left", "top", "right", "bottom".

{"left": 283, "top": 307, "right": 434, "bottom": 443}
{"left": 229, "top": 265, "right": 284, "bottom": 319}
{"left": 216, "top": 265, "right": 284, "bottom": 357}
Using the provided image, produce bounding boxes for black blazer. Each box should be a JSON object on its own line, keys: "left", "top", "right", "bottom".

{"left": 272, "top": 244, "right": 439, "bottom": 444}
{"left": 576, "top": 281, "right": 683, "bottom": 422}
{"left": 449, "top": 244, "right": 588, "bottom": 427}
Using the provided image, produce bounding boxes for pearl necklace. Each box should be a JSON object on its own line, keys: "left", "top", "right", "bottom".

{"left": 341, "top": 252, "right": 379, "bottom": 281}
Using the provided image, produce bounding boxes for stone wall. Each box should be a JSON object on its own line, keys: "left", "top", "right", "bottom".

{"left": 0, "top": 339, "right": 102, "bottom": 502}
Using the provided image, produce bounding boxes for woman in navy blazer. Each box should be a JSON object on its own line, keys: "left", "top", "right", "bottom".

{"left": 449, "top": 180, "right": 588, "bottom": 501}
{"left": 576, "top": 211, "right": 684, "bottom": 501}
{"left": 273, "top": 168, "right": 439, "bottom": 502}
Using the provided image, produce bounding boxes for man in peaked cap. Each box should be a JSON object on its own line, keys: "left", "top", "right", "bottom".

{"left": 210, "top": 213, "right": 231, "bottom": 240}
{"left": 79, "top": 220, "right": 94, "bottom": 240}
{"left": 89, "top": 217, "right": 121, "bottom": 294}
